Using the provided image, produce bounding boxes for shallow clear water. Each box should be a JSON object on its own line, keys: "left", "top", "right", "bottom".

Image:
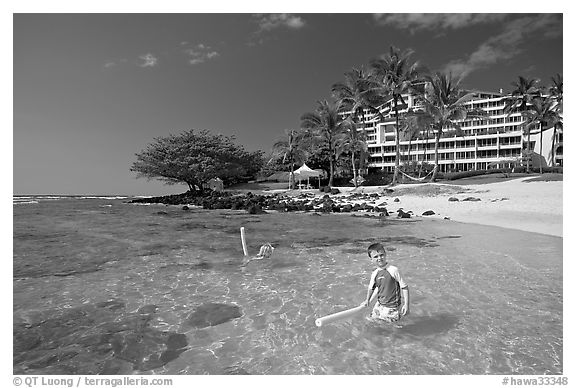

{"left": 13, "top": 197, "right": 562, "bottom": 374}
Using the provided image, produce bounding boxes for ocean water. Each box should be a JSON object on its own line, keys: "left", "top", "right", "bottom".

{"left": 13, "top": 196, "right": 563, "bottom": 375}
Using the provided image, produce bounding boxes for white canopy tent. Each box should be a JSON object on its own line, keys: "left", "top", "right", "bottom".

{"left": 293, "top": 163, "right": 321, "bottom": 189}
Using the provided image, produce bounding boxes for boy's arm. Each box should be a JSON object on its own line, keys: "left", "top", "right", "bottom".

{"left": 400, "top": 286, "right": 410, "bottom": 316}
{"left": 361, "top": 270, "right": 378, "bottom": 307}
{"left": 387, "top": 266, "right": 410, "bottom": 316}
{"left": 362, "top": 287, "right": 376, "bottom": 307}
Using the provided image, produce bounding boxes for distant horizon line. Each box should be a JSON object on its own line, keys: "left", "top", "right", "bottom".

{"left": 12, "top": 193, "right": 166, "bottom": 198}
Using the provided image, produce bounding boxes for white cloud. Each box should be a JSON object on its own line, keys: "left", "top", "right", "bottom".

{"left": 182, "top": 43, "right": 220, "bottom": 66}
{"left": 373, "top": 13, "right": 508, "bottom": 32}
{"left": 254, "top": 13, "right": 305, "bottom": 32}
{"left": 102, "top": 58, "right": 129, "bottom": 70}
{"left": 138, "top": 53, "right": 159, "bottom": 68}
{"left": 441, "top": 14, "right": 562, "bottom": 78}
{"left": 248, "top": 14, "right": 306, "bottom": 46}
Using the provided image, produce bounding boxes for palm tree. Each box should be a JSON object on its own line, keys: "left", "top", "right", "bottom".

{"left": 549, "top": 74, "right": 563, "bottom": 109}
{"left": 399, "top": 112, "right": 425, "bottom": 177}
{"left": 403, "top": 110, "right": 431, "bottom": 177}
{"left": 301, "top": 100, "right": 350, "bottom": 188}
{"left": 419, "top": 126, "right": 432, "bottom": 177}
{"left": 520, "top": 96, "right": 563, "bottom": 174}
{"left": 331, "top": 68, "right": 374, "bottom": 187}
{"left": 503, "top": 76, "right": 541, "bottom": 172}
{"left": 406, "top": 72, "right": 486, "bottom": 182}
{"left": 332, "top": 67, "right": 375, "bottom": 133}
{"left": 369, "top": 46, "right": 422, "bottom": 185}
{"left": 271, "top": 129, "right": 308, "bottom": 190}
{"left": 549, "top": 74, "right": 563, "bottom": 166}
{"left": 336, "top": 119, "right": 368, "bottom": 187}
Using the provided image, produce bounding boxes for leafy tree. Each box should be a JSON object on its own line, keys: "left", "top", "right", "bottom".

{"left": 503, "top": 76, "right": 542, "bottom": 172}
{"left": 405, "top": 72, "right": 486, "bottom": 181}
{"left": 336, "top": 119, "right": 369, "bottom": 187}
{"left": 369, "top": 46, "right": 422, "bottom": 184}
{"left": 398, "top": 111, "right": 423, "bottom": 173}
{"left": 548, "top": 74, "right": 563, "bottom": 165}
{"left": 305, "top": 144, "right": 332, "bottom": 177}
{"left": 300, "top": 100, "right": 351, "bottom": 187}
{"left": 503, "top": 76, "right": 542, "bottom": 113}
{"left": 331, "top": 67, "right": 374, "bottom": 187}
{"left": 549, "top": 74, "right": 563, "bottom": 109}
{"left": 331, "top": 67, "right": 375, "bottom": 132}
{"left": 131, "top": 129, "right": 263, "bottom": 192}
{"left": 520, "top": 95, "right": 563, "bottom": 173}
{"left": 270, "top": 128, "right": 309, "bottom": 189}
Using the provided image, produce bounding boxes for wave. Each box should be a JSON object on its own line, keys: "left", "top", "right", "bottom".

{"left": 78, "top": 196, "right": 129, "bottom": 200}
{"left": 13, "top": 195, "right": 131, "bottom": 202}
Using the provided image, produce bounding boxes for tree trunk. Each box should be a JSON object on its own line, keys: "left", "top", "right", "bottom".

{"left": 392, "top": 102, "right": 401, "bottom": 185}
{"left": 289, "top": 160, "right": 295, "bottom": 190}
{"left": 408, "top": 138, "right": 412, "bottom": 174}
{"left": 419, "top": 128, "right": 430, "bottom": 178}
{"left": 358, "top": 114, "right": 366, "bottom": 186}
{"left": 539, "top": 129, "right": 543, "bottom": 174}
{"left": 328, "top": 157, "right": 334, "bottom": 188}
{"left": 351, "top": 152, "right": 358, "bottom": 188}
{"left": 431, "top": 130, "right": 441, "bottom": 182}
{"left": 551, "top": 125, "right": 557, "bottom": 168}
{"left": 525, "top": 130, "right": 531, "bottom": 173}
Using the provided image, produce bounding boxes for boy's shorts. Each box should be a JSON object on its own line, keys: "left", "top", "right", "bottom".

{"left": 370, "top": 302, "right": 401, "bottom": 323}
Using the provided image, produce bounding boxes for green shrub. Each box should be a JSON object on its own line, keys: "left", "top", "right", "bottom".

{"left": 364, "top": 170, "right": 393, "bottom": 186}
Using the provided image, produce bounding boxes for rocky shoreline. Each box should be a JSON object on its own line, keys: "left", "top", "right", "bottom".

{"left": 128, "top": 177, "right": 563, "bottom": 236}
{"left": 129, "top": 189, "right": 424, "bottom": 217}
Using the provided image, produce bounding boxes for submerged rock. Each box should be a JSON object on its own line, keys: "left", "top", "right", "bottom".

{"left": 13, "top": 300, "right": 189, "bottom": 374}
{"left": 397, "top": 209, "right": 411, "bottom": 218}
{"left": 185, "top": 303, "right": 242, "bottom": 328}
{"left": 246, "top": 204, "right": 267, "bottom": 214}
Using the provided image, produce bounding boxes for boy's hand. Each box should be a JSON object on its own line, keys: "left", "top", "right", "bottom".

{"left": 400, "top": 304, "right": 410, "bottom": 317}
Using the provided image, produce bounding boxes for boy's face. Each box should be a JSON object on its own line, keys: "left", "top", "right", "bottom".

{"left": 369, "top": 249, "right": 387, "bottom": 268}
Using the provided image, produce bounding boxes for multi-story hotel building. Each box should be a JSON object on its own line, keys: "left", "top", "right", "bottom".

{"left": 357, "top": 90, "right": 563, "bottom": 174}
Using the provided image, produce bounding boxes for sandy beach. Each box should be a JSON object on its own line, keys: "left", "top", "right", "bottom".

{"left": 331, "top": 177, "right": 562, "bottom": 237}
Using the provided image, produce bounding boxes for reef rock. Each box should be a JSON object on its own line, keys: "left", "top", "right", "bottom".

{"left": 185, "top": 303, "right": 242, "bottom": 328}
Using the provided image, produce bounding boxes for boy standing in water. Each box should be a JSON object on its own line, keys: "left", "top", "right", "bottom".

{"left": 361, "top": 243, "right": 410, "bottom": 323}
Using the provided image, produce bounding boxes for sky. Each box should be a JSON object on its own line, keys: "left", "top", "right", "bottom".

{"left": 12, "top": 10, "right": 564, "bottom": 196}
